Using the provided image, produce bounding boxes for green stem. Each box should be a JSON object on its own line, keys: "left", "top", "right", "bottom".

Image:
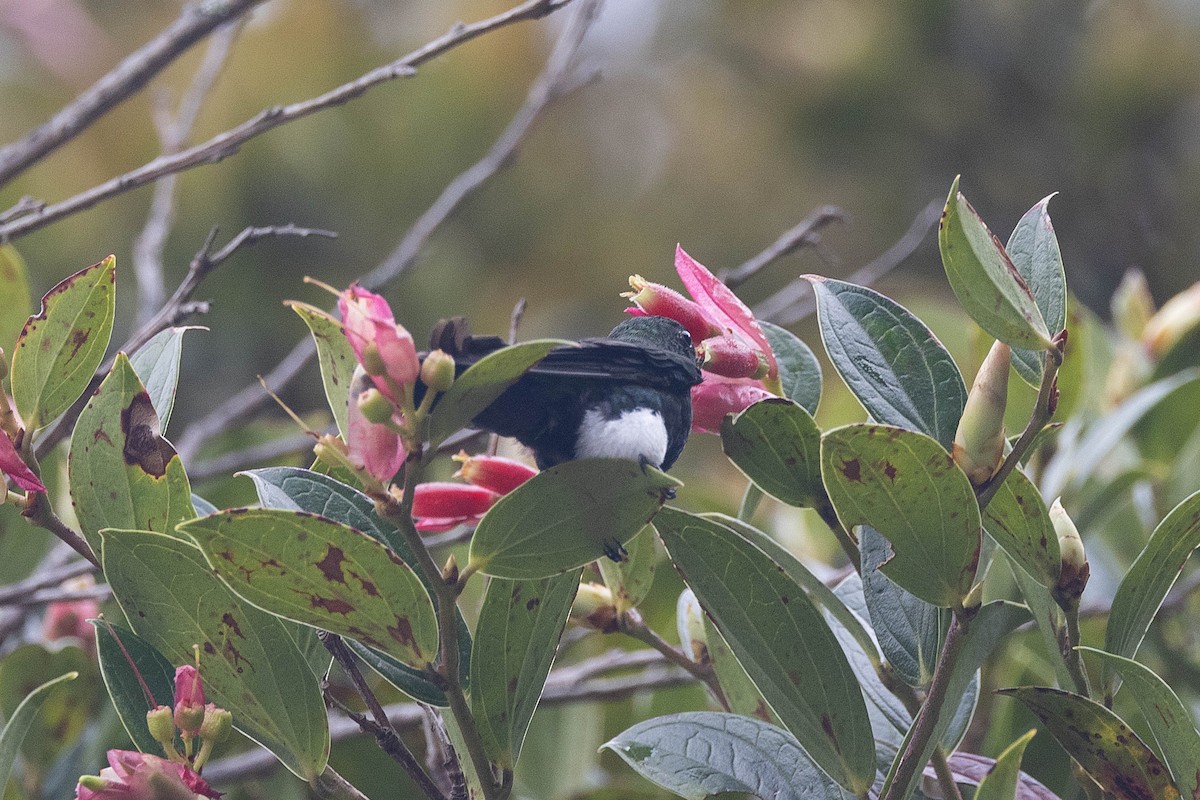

{"left": 815, "top": 497, "right": 861, "bottom": 573}
{"left": 1062, "top": 606, "right": 1093, "bottom": 699}
{"left": 878, "top": 655, "right": 963, "bottom": 800}
{"left": 379, "top": 452, "right": 501, "bottom": 800}
{"left": 23, "top": 489, "right": 100, "bottom": 568}
{"left": 618, "top": 608, "right": 728, "bottom": 710}
{"left": 737, "top": 483, "right": 763, "bottom": 521}
{"left": 878, "top": 606, "right": 973, "bottom": 800}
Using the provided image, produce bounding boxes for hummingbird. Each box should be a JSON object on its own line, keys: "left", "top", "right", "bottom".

{"left": 426, "top": 315, "right": 703, "bottom": 473}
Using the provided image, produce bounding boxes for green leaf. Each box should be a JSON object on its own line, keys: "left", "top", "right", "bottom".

{"left": 469, "top": 458, "right": 681, "bottom": 579}
{"left": 240, "top": 466, "right": 471, "bottom": 690}
{"left": 938, "top": 178, "right": 1053, "bottom": 351}
{"left": 879, "top": 602, "right": 1030, "bottom": 800}
{"left": 1081, "top": 648, "right": 1200, "bottom": 797}
{"left": 345, "top": 639, "right": 446, "bottom": 707}
{"left": 69, "top": 354, "right": 195, "bottom": 554}
{"left": 1007, "top": 560, "right": 1074, "bottom": 690}
{"left": 0, "top": 671, "right": 77, "bottom": 796}
{"left": 0, "top": 245, "right": 31, "bottom": 354}
{"left": 289, "top": 302, "right": 356, "bottom": 439}
{"left": 701, "top": 616, "right": 774, "bottom": 722}
{"left": 821, "top": 424, "right": 981, "bottom": 607}
{"left": 129, "top": 326, "right": 198, "bottom": 433}
{"left": 972, "top": 729, "right": 1038, "bottom": 800}
{"left": 981, "top": 468, "right": 1059, "bottom": 588}
{"left": 806, "top": 277, "right": 967, "bottom": 449}
{"left": 11, "top": 255, "right": 117, "bottom": 429}
{"left": 761, "top": 321, "right": 822, "bottom": 415}
{"left": 720, "top": 398, "right": 825, "bottom": 508}
{"left": 92, "top": 621, "right": 177, "bottom": 754}
{"left": 1006, "top": 196, "right": 1066, "bottom": 386}
{"left": 472, "top": 570, "right": 580, "bottom": 769}
{"left": 180, "top": 508, "right": 438, "bottom": 668}
{"left": 597, "top": 525, "right": 657, "bottom": 614}
{"left": 0, "top": 643, "right": 97, "bottom": 765}
{"left": 860, "top": 526, "right": 944, "bottom": 687}
{"left": 998, "top": 687, "right": 1180, "bottom": 800}
{"left": 102, "top": 529, "right": 329, "bottom": 780}
{"left": 654, "top": 508, "right": 875, "bottom": 796}
{"left": 1105, "top": 490, "right": 1200, "bottom": 692}
{"left": 428, "top": 339, "right": 571, "bottom": 447}
{"left": 945, "top": 751, "right": 1059, "bottom": 800}
{"left": 604, "top": 712, "right": 856, "bottom": 800}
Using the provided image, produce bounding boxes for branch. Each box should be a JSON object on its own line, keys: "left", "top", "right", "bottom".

{"left": 0, "top": 560, "right": 95, "bottom": 604}
{"left": 0, "top": 0, "right": 577, "bottom": 240}
{"left": 175, "top": 0, "right": 593, "bottom": 462}
{"left": 0, "top": 0, "right": 265, "bottom": 189}
{"left": 719, "top": 205, "right": 845, "bottom": 289}
{"left": 134, "top": 20, "right": 244, "bottom": 324}
{"left": 755, "top": 198, "right": 941, "bottom": 326}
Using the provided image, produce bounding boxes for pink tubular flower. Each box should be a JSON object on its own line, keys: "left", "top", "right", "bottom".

{"left": 412, "top": 482, "right": 502, "bottom": 532}
{"left": 173, "top": 665, "right": 205, "bottom": 737}
{"left": 0, "top": 431, "right": 45, "bottom": 493}
{"left": 75, "top": 750, "right": 221, "bottom": 800}
{"left": 698, "top": 334, "right": 770, "bottom": 379}
{"left": 691, "top": 377, "right": 776, "bottom": 433}
{"left": 623, "top": 275, "right": 720, "bottom": 342}
{"left": 453, "top": 452, "right": 537, "bottom": 495}
{"left": 338, "top": 283, "right": 420, "bottom": 401}
{"left": 346, "top": 369, "right": 406, "bottom": 485}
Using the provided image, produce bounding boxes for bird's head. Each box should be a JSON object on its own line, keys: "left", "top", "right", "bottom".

{"left": 608, "top": 316, "right": 699, "bottom": 363}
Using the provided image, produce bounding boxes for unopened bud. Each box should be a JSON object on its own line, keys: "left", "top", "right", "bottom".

{"left": 1143, "top": 281, "right": 1200, "bottom": 360}
{"left": 622, "top": 275, "right": 718, "bottom": 342}
{"left": 173, "top": 665, "right": 206, "bottom": 737}
{"left": 961, "top": 581, "right": 984, "bottom": 611}
{"left": 146, "top": 705, "right": 176, "bottom": 754}
{"left": 1049, "top": 498, "right": 1089, "bottom": 608}
{"left": 699, "top": 335, "right": 770, "bottom": 380}
{"left": 360, "top": 341, "right": 388, "bottom": 378}
{"left": 953, "top": 341, "right": 1010, "bottom": 486}
{"left": 452, "top": 451, "right": 537, "bottom": 494}
{"left": 1111, "top": 269, "right": 1155, "bottom": 340}
{"left": 570, "top": 582, "right": 618, "bottom": 633}
{"left": 313, "top": 433, "right": 354, "bottom": 473}
{"left": 442, "top": 553, "right": 459, "bottom": 584}
{"left": 420, "top": 349, "right": 456, "bottom": 393}
{"left": 356, "top": 388, "right": 394, "bottom": 425}
{"left": 676, "top": 588, "right": 710, "bottom": 664}
{"left": 198, "top": 704, "right": 232, "bottom": 745}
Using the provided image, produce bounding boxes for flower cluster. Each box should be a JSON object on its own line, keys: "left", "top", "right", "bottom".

{"left": 624, "top": 246, "right": 781, "bottom": 432}
{"left": 76, "top": 665, "right": 228, "bottom": 799}
{"left": 412, "top": 452, "right": 537, "bottom": 532}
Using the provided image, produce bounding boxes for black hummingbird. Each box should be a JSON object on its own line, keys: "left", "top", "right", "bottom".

{"left": 427, "top": 315, "right": 703, "bottom": 473}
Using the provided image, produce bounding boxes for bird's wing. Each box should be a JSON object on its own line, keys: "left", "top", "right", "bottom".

{"left": 525, "top": 339, "right": 703, "bottom": 389}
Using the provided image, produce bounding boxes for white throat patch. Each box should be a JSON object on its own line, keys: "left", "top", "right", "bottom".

{"left": 575, "top": 407, "right": 669, "bottom": 467}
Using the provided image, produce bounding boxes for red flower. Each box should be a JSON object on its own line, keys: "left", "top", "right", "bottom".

{"left": 75, "top": 750, "right": 221, "bottom": 800}
{"left": 690, "top": 377, "right": 776, "bottom": 433}
{"left": 0, "top": 431, "right": 45, "bottom": 493}
{"left": 412, "top": 482, "right": 502, "bottom": 532}
{"left": 338, "top": 284, "right": 420, "bottom": 401}
{"left": 453, "top": 452, "right": 538, "bottom": 495}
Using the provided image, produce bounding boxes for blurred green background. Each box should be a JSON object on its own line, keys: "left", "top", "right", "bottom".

{"left": 3, "top": 1, "right": 1200, "bottom": 797}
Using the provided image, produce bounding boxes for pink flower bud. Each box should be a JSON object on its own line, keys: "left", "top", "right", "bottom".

{"left": 338, "top": 284, "right": 420, "bottom": 400}
{"left": 75, "top": 749, "right": 221, "bottom": 799}
{"left": 622, "top": 275, "right": 719, "bottom": 342}
{"left": 698, "top": 334, "right": 770, "bottom": 379}
{"left": 690, "top": 378, "right": 775, "bottom": 433}
{"left": 452, "top": 451, "right": 537, "bottom": 495}
{"left": 346, "top": 368, "right": 406, "bottom": 485}
{"left": 0, "top": 430, "right": 45, "bottom": 493}
{"left": 173, "top": 665, "right": 205, "bottom": 736}
{"left": 412, "top": 483, "right": 501, "bottom": 519}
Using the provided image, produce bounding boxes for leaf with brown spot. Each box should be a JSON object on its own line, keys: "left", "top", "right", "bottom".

{"left": 821, "top": 423, "right": 980, "bottom": 607}
{"left": 69, "top": 354, "right": 194, "bottom": 554}
{"left": 11, "top": 255, "right": 116, "bottom": 429}
{"left": 999, "top": 686, "right": 1181, "bottom": 800}
{"left": 720, "top": 398, "right": 826, "bottom": 509}
{"left": 470, "top": 569, "right": 581, "bottom": 769}
{"left": 101, "top": 529, "right": 328, "bottom": 781}
{"left": 983, "top": 467, "right": 1060, "bottom": 588}
{"left": 180, "top": 508, "right": 437, "bottom": 668}
{"left": 288, "top": 302, "right": 356, "bottom": 439}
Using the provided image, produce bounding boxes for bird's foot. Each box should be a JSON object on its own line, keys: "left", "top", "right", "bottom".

{"left": 602, "top": 538, "right": 629, "bottom": 563}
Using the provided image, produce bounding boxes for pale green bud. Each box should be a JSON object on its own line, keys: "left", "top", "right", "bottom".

{"left": 953, "top": 341, "right": 1010, "bottom": 486}
{"left": 356, "top": 387, "right": 394, "bottom": 425}
{"left": 420, "top": 349, "right": 456, "bottom": 393}
{"left": 146, "top": 705, "right": 176, "bottom": 754}
{"left": 1050, "top": 498, "right": 1089, "bottom": 607}
{"left": 1111, "top": 269, "right": 1155, "bottom": 340}
{"left": 675, "top": 588, "right": 709, "bottom": 664}
{"left": 570, "top": 582, "right": 617, "bottom": 633}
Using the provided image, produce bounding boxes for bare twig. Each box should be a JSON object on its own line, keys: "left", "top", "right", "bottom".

{"left": 755, "top": 198, "right": 941, "bottom": 326}
{"left": 134, "top": 21, "right": 244, "bottom": 325}
{"left": 0, "top": 0, "right": 577, "bottom": 240}
{"left": 21, "top": 491, "right": 99, "bottom": 568}
{"left": 0, "top": 196, "right": 43, "bottom": 225}
{"left": 203, "top": 656, "right": 692, "bottom": 786}
{"left": 175, "top": 0, "right": 594, "bottom": 462}
{"left": 0, "top": 0, "right": 265, "bottom": 189}
{"left": 33, "top": 224, "right": 337, "bottom": 461}
{"left": 0, "top": 559, "right": 96, "bottom": 604}
{"left": 7, "top": 585, "right": 112, "bottom": 608}
{"left": 719, "top": 205, "right": 845, "bottom": 289}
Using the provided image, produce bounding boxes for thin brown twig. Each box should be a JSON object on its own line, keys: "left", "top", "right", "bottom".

{"left": 33, "top": 224, "right": 337, "bottom": 460}
{"left": 0, "top": 559, "right": 96, "bottom": 604}
{"left": 175, "top": 0, "right": 593, "bottom": 462}
{"left": 0, "top": 0, "right": 577, "bottom": 240}
{"left": 719, "top": 205, "right": 845, "bottom": 289}
{"left": 755, "top": 198, "right": 941, "bottom": 326}
{"left": 134, "top": 21, "right": 244, "bottom": 324}
{"left": 0, "top": 0, "right": 266, "bottom": 189}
